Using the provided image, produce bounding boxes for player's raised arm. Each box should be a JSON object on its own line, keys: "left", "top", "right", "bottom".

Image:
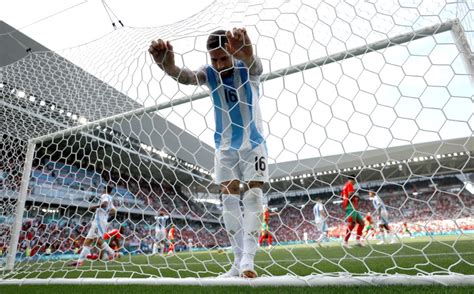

{"left": 225, "top": 28, "right": 262, "bottom": 76}
{"left": 148, "top": 39, "right": 205, "bottom": 85}
{"left": 89, "top": 203, "right": 100, "bottom": 211}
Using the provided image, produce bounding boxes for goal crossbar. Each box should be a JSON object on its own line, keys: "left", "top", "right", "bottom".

{"left": 29, "top": 19, "right": 464, "bottom": 146}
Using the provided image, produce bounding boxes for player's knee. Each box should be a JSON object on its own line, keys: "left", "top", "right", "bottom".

{"left": 221, "top": 180, "right": 240, "bottom": 194}
{"left": 247, "top": 181, "right": 264, "bottom": 190}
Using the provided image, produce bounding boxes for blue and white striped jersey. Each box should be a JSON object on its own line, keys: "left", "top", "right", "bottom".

{"left": 202, "top": 60, "right": 265, "bottom": 150}
{"left": 314, "top": 202, "right": 325, "bottom": 221}
{"left": 155, "top": 215, "right": 169, "bottom": 230}
{"left": 372, "top": 195, "right": 387, "bottom": 215}
{"left": 96, "top": 193, "right": 114, "bottom": 222}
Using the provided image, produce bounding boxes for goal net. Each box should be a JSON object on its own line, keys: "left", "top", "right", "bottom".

{"left": 1, "top": 0, "right": 473, "bottom": 286}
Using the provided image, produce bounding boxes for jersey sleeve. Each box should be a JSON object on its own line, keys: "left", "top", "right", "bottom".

{"left": 196, "top": 65, "right": 208, "bottom": 87}
{"left": 248, "top": 56, "right": 263, "bottom": 77}
{"left": 374, "top": 197, "right": 381, "bottom": 212}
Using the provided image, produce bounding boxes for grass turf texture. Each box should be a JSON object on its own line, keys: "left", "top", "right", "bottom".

{"left": 3, "top": 234, "right": 473, "bottom": 280}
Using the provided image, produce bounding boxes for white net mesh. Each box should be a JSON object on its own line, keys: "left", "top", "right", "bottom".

{"left": 1, "top": 0, "right": 473, "bottom": 284}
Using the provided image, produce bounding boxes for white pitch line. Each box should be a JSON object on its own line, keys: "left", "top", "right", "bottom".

{"left": 18, "top": 251, "right": 474, "bottom": 271}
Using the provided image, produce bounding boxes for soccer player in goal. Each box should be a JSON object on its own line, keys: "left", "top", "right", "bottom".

{"left": 341, "top": 175, "right": 364, "bottom": 248}
{"left": 149, "top": 28, "right": 267, "bottom": 278}
{"left": 69, "top": 185, "right": 119, "bottom": 266}
{"left": 369, "top": 191, "right": 396, "bottom": 244}
{"left": 153, "top": 211, "right": 169, "bottom": 255}
{"left": 313, "top": 198, "right": 329, "bottom": 247}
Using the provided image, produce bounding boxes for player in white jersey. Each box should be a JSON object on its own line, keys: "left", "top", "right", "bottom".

{"left": 153, "top": 211, "right": 169, "bottom": 255}
{"left": 69, "top": 185, "right": 118, "bottom": 266}
{"left": 369, "top": 191, "right": 396, "bottom": 244}
{"left": 150, "top": 28, "right": 266, "bottom": 278}
{"left": 313, "top": 198, "right": 329, "bottom": 247}
{"left": 303, "top": 231, "right": 308, "bottom": 244}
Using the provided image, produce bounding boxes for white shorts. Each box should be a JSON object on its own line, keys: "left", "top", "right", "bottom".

{"left": 214, "top": 144, "right": 269, "bottom": 184}
{"left": 155, "top": 229, "right": 166, "bottom": 243}
{"left": 315, "top": 221, "right": 327, "bottom": 232}
{"left": 86, "top": 215, "right": 107, "bottom": 239}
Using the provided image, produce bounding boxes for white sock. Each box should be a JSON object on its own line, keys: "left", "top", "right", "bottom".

{"left": 100, "top": 242, "right": 115, "bottom": 256}
{"left": 222, "top": 194, "right": 244, "bottom": 269}
{"left": 241, "top": 188, "right": 263, "bottom": 272}
{"left": 317, "top": 233, "right": 325, "bottom": 242}
{"left": 390, "top": 232, "right": 396, "bottom": 241}
{"left": 78, "top": 246, "right": 91, "bottom": 262}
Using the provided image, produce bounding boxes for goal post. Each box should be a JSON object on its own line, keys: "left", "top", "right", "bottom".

{"left": 1, "top": 0, "right": 474, "bottom": 287}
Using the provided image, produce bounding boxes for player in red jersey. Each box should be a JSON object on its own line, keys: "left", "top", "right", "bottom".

{"left": 402, "top": 222, "right": 413, "bottom": 238}
{"left": 362, "top": 213, "right": 376, "bottom": 239}
{"left": 258, "top": 221, "right": 273, "bottom": 248}
{"left": 259, "top": 207, "right": 276, "bottom": 248}
{"left": 341, "top": 175, "right": 364, "bottom": 248}
{"left": 167, "top": 225, "right": 176, "bottom": 254}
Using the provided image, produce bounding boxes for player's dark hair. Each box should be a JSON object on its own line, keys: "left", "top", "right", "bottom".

{"left": 106, "top": 184, "right": 114, "bottom": 194}
{"left": 207, "top": 30, "right": 228, "bottom": 51}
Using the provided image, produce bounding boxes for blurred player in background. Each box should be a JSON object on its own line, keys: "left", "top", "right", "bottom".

{"left": 341, "top": 175, "right": 364, "bottom": 248}
{"left": 362, "top": 212, "right": 376, "bottom": 240}
{"left": 167, "top": 225, "right": 176, "bottom": 254}
{"left": 258, "top": 220, "right": 273, "bottom": 248}
{"left": 259, "top": 207, "right": 276, "bottom": 248}
{"left": 153, "top": 211, "right": 170, "bottom": 255}
{"left": 187, "top": 238, "right": 193, "bottom": 252}
{"left": 402, "top": 221, "right": 413, "bottom": 238}
{"left": 69, "top": 185, "right": 118, "bottom": 266}
{"left": 369, "top": 191, "right": 396, "bottom": 244}
{"left": 313, "top": 198, "right": 329, "bottom": 247}
{"left": 88, "top": 224, "right": 125, "bottom": 260}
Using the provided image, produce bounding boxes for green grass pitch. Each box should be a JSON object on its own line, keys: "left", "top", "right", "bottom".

{"left": 1, "top": 235, "right": 473, "bottom": 293}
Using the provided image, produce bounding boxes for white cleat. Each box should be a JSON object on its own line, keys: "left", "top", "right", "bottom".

{"left": 218, "top": 267, "right": 240, "bottom": 278}
{"left": 390, "top": 239, "right": 397, "bottom": 244}
{"left": 377, "top": 241, "right": 385, "bottom": 245}
{"left": 342, "top": 242, "right": 352, "bottom": 249}
{"left": 355, "top": 240, "right": 365, "bottom": 247}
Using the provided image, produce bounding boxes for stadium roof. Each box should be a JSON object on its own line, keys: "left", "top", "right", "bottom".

{"left": 0, "top": 20, "right": 213, "bottom": 181}
{"left": 268, "top": 136, "right": 474, "bottom": 192}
